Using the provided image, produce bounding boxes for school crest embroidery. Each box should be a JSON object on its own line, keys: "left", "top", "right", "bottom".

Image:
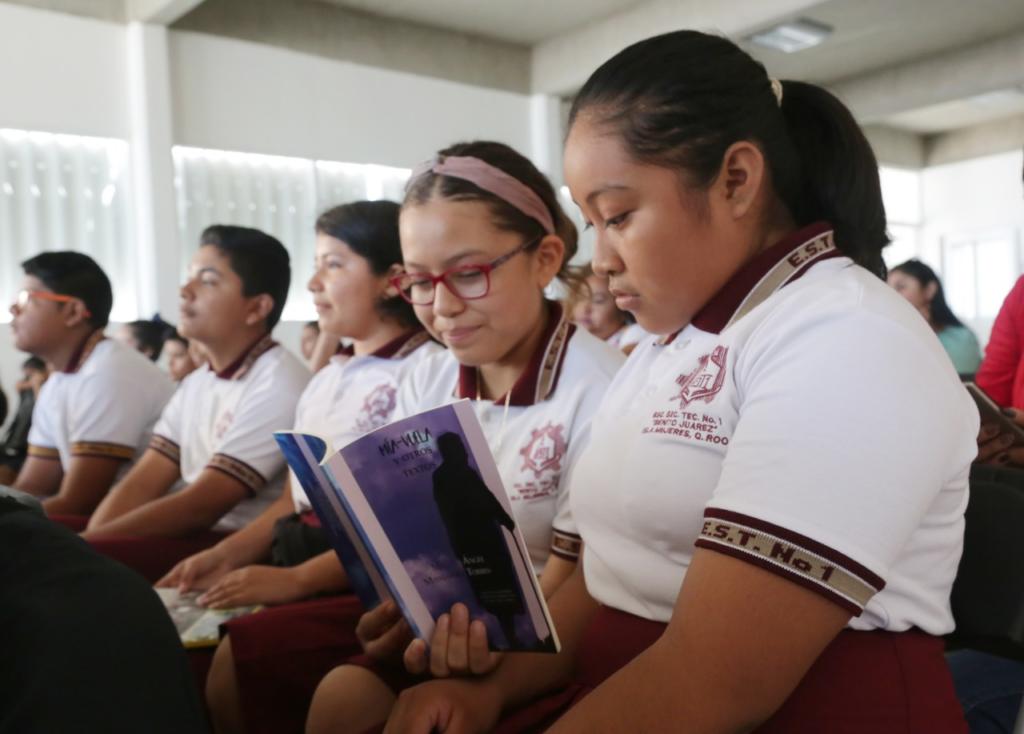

{"left": 519, "top": 422, "right": 567, "bottom": 479}
{"left": 214, "top": 410, "right": 234, "bottom": 440}
{"left": 356, "top": 384, "right": 397, "bottom": 432}
{"left": 675, "top": 346, "right": 728, "bottom": 407}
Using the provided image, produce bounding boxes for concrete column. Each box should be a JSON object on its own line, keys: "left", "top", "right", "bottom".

{"left": 126, "top": 22, "right": 180, "bottom": 320}
{"left": 529, "top": 93, "right": 565, "bottom": 183}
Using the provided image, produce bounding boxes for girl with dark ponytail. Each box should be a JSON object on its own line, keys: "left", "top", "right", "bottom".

{"left": 385, "top": 30, "right": 976, "bottom": 734}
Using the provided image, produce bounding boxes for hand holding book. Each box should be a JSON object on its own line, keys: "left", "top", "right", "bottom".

{"left": 403, "top": 602, "right": 504, "bottom": 677}
{"left": 275, "top": 399, "right": 559, "bottom": 657}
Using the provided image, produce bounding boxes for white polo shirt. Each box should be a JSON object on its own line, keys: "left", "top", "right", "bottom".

{"left": 396, "top": 304, "right": 624, "bottom": 571}
{"left": 28, "top": 333, "right": 174, "bottom": 478}
{"left": 572, "top": 223, "right": 978, "bottom": 634}
{"left": 150, "top": 335, "right": 310, "bottom": 531}
{"left": 290, "top": 330, "right": 442, "bottom": 512}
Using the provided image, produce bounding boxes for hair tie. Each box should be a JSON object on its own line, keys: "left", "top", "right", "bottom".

{"left": 406, "top": 155, "right": 555, "bottom": 235}
{"left": 770, "top": 78, "right": 784, "bottom": 107}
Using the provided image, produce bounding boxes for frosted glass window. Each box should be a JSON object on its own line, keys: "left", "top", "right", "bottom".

{"left": 943, "top": 231, "right": 1020, "bottom": 322}
{"left": 883, "top": 224, "right": 918, "bottom": 269}
{"left": 0, "top": 129, "right": 134, "bottom": 323}
{"left": 174, "top": 147, "right": 410, "bottom": 322}
{"left": 976, "top": 235, "right": 1019, "bottom": 319}
{"left": 173, "top": 147, "right": 317, "bottom": 322}
{"left": 944, "top": 240, "right": 977, "bottom": 320}
{"left": 880, "top": 167, "right": 921, "bottom": 225}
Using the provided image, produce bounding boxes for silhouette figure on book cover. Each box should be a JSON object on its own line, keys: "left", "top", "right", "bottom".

{"left": 432, "top": 431, "right": 525, "bottom": 646}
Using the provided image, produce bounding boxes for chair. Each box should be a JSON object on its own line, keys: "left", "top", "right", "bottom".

{"left": 949, "top": 477, "right": 1024, "bottom": 732}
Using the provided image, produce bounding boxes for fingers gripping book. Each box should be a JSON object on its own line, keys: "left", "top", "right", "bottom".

{"left": 274, "top": 399, "right": 559, "bottom": 653}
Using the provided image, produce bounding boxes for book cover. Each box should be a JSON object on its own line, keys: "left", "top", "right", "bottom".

{"left": 276, "top": 399, "right": 558, "bottom": 653}
{"left": 274, "top": 431, "right": 390, "bottom": 611}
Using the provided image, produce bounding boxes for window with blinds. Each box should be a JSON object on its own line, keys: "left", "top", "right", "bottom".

{"left": 0, "top": 128, "right": 134, "bottom": 323}
{"left": 173, "top": 146, "right": 409, "bottom": 322}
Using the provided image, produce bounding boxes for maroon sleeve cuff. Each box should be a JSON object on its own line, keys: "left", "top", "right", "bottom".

{"left": 695, "top": 508, "right": 885, "bottom": 616}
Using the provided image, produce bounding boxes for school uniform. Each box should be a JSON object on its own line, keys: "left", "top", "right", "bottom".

{"left": 498, "top": 223, "right": 978, "bottom": 732}
{"left": 231, "top": 307, "right": 623, "bottom": 734}
{"left": 289, "top": 330, "right": 441, "bottom": 513}
{"left": 346, "top": 304, "right": 626, "bottom": 704}
{"left": 89, "top": 335, "right": 310, "bottom": 582}
{"left": 220, "top": 331, "right": 444, "bottom": 734}
{"left": 28, "top": 331, "right": 174, "bottom": 494}
{"left": 394, "top": 305, "right": 624, "bottom": 569}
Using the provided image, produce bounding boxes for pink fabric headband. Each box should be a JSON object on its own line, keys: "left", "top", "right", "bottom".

{"left": 408, "top": 155, "right": 556, "bottom": 235}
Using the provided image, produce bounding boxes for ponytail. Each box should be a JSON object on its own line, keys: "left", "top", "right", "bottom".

{"left": 778, "top": 81, "right": 888, "bottom": 277}
{"left": 569, "top": 30, "right": 889, "bottom": 278}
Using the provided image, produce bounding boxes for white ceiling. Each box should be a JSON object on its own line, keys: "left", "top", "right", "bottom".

{"left": 315, "top": 0, "right": 646, "bottom": 44}
{"left": 8, "top": 0, "right": 1024, "bottom": 140}
{"left": 883, "top": 88, "right": 1024, "bottom": 135}
{"left": 738, "top": 0, "right": 1024, "bottom": 85}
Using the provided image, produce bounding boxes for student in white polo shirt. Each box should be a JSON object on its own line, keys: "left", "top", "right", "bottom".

{"left": 151, "top": 201, "right": 440, "bottom": 734}
{"left": 84, "top": 225, "right": 309, "bottom": 583}
{"left": 10, "top": 251, "right": 174, "bottom": 521}
{"left": 383, "top": 32, "right": 977, "bottom": 734}
{"left": 304, "top": 141, "right": 624, "bottom": 734}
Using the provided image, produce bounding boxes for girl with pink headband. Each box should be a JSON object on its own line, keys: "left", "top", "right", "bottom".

{"left": 304, "top": 140, "right": 625, "bottom": 734}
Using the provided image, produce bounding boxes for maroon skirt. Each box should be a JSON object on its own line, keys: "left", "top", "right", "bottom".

{"left": 88, "top": 531, "right": 229, "bottom": 584}
{"left": 223, "top": 594, "right": 366, "bottom": 734}
{"left": 48, "top": 513, "right": 89, "bottom": 532}
{"left": 495, "top": 606, "right": 968, "bottom": 733}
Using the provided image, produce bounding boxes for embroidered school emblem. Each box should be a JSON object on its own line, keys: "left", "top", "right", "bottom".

{"left": 214, "top": 410, "right": 234, "bottom": 440}
{"left": 675, "top": 346, "right": 728, "bottom": 407}
{"left": 519, "top": 422, "right": 567, "bottom": 479}
{"left": 356, "top": 383, "right": 397, "bottom": 432}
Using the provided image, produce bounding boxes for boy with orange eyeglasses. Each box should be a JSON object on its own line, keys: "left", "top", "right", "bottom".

{"left": 10, "top": 251, "right": 174, "bottom": 520}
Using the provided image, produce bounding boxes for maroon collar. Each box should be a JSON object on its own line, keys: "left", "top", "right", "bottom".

{"left": 62, "top": 330, "right": 105, "bottom": 374}
{"left": 216, "top": 334, "right": 277, "bottom": 380}
{"left": 456, "top": 302, "right": 575, "bottom": 408}
{"left": 335, "top": 329, "right": 433, "bottom": 361}
{"left": 689, "top": 222, "right": 840, "bottom": 335}
{"left": 371, "top": 329, "right": 433, "bottom": 360}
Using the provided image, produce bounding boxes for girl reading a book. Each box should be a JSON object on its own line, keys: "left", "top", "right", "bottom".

{"left": 157, "top": 200, "right": 440, "bottom": 734}
{"left": 304, "top": 140, "right": 625, "bottom": 734}
{"left": 379, "top": 31, "right": 977, "bottom": 734}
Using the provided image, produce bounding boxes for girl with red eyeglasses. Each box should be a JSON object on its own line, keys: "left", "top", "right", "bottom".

{"left": 302, "top": 140, "right": 625, "bottom": 734}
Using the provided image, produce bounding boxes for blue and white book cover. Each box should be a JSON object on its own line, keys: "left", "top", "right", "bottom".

{"left": 278, "top": 399, "right": 558, "bottom": 653}
{"left": 274, "top": 431, "right": 389, "bottom": 611}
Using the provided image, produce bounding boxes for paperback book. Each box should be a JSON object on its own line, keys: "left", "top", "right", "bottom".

{"left": 274, "top": 399, "right": 558, "bottom": 653}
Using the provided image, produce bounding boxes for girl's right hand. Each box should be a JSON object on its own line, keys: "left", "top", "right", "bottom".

{"left": 357, "top": 600, "right": 415, "bottom": 661}
{"left": 156, "top": 546, "right": 233, "bottom": 592}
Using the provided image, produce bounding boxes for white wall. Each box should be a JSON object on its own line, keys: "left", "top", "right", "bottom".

{"left": 919, "top": 149, "right": 1024, "bottom": 344}
{"left": 169, "top": 31, "right": 533, "bottom": 168}
{"left": 0, "top": 4, "right": 129, "bottom": 138}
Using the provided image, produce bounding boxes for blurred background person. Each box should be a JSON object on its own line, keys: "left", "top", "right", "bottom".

{"left": 888, "top": 259, "right": 981, "bottom": 375}
{"left": 0, "top": 357, "right": 48, "bottom": 485}
{"left": 571, "top": 264, "right": 647, "bottom": 354}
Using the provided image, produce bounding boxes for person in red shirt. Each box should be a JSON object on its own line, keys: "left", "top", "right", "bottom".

{"left": 976, "top": 276, "right": 1024, "bottom": 410}
{"left": 975, "top": 158, "right": 1024, "bottom": 466}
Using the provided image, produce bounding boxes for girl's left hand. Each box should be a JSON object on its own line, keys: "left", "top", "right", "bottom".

{"left": 404, "top": 603, "right": 504, "bottom": 677}
{"left": 198, "top": 565, "right": 306, "bottom": 608}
